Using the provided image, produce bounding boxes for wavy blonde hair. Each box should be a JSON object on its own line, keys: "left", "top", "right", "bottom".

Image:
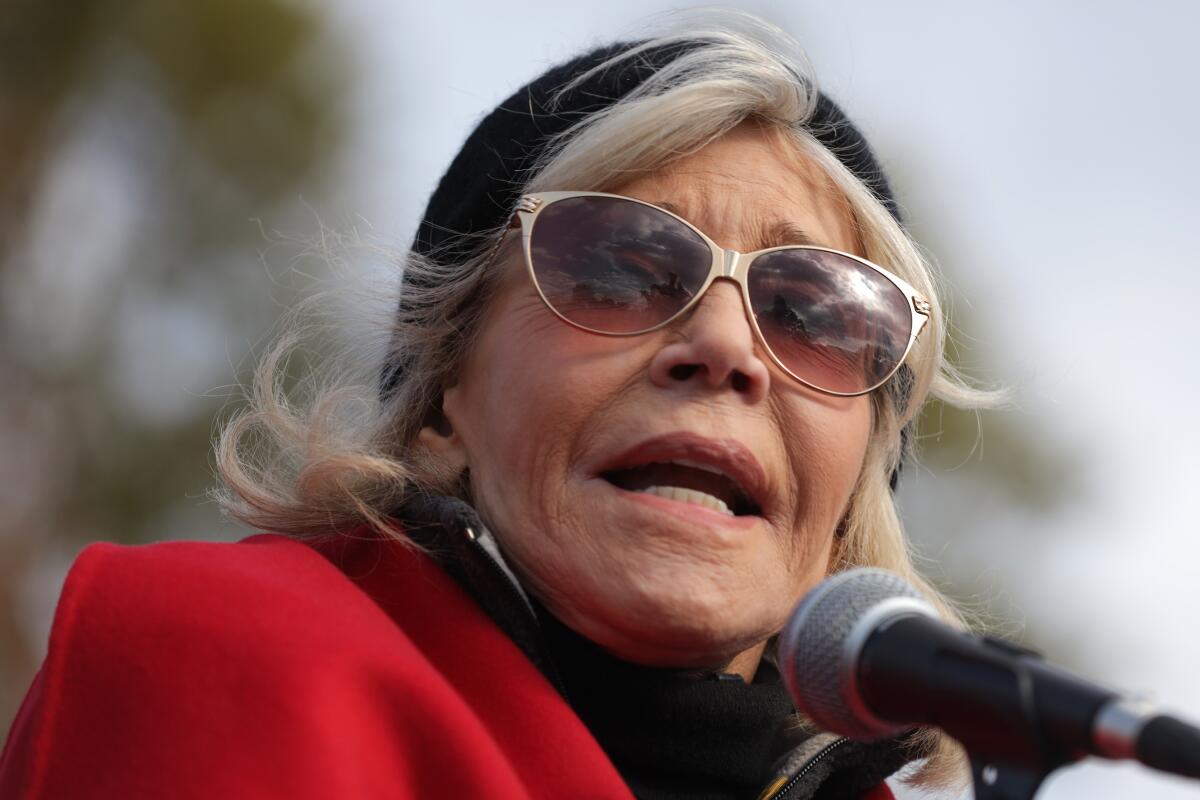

{"left": 216, "top": 11, "right": 991, "bottom": 791}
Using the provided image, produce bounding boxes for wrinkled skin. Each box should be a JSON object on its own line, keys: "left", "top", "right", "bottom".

{"left": 419, "top": 122, "right": 872, "bottom": 679}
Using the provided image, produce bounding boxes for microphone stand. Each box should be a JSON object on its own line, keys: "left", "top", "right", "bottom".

{"left": 967, "top": 747, "right": 1070, "bottom": 800}
{"left": 957, "top": 641, "right": 1072, "bottom": 800}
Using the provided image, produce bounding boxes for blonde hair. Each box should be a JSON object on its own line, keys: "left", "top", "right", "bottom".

{"left": 216, "top": 11, "right": 991, "bottom": 791}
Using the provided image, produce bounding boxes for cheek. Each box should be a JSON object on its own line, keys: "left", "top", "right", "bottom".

{"left": 817, "top": 402, "right": 872, "bottom": 486}
{"left": 441, "top": 291, "right": 645, "bottom": 520}
{"left": 778, "top": 394, "right": 872, "bottom": 561}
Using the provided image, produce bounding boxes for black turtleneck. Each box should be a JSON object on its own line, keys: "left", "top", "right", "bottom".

{"left": 534, "top": 599, "right": 809, "bottom": 800}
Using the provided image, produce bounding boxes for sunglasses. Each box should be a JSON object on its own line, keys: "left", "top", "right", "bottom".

{"left": 496, "top": 191, "right": 930, "bottom": 396}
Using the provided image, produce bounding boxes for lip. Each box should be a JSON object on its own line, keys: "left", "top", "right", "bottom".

{"left": 594, "top": 432, "right": 770, "bottom": 517}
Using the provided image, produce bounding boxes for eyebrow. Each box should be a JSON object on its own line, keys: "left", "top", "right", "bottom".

{"left": 653, "top": 200, "right": 821, "bottom": 249}
{"left": 759, "top": 220, "right": 820, "bottom": 248}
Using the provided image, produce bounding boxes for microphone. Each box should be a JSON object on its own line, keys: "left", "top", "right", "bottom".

{"left": 777, "top": 568, "right": 1200, "bottom": 781}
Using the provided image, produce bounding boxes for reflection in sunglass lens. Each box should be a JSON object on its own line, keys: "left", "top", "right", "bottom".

{"left": 529, "top": 196, "right": 712, "bottom": 333}
{"left": 747, "top": 249, "right": 912, "bottom": 394}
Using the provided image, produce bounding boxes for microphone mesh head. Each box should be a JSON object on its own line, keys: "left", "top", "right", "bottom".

{"left": 779, "top": 568, "right": 924, "bottom": 739}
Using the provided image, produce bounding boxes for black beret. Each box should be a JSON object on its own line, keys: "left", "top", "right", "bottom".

{"left": 410, "top": 40, "right": 900, "bottom": 266}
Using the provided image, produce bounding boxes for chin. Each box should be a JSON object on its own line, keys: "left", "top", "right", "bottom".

{"left": 601, "top": 623, "right": 769, "bottom": 671}
{"left": 559, "top": 573, "right": 780, "bottom": 669}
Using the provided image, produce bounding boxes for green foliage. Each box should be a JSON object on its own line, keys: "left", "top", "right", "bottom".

{"left": 0, "top": 0, "right": 353, "bottom": 730}
{"left": 916, "top": 399, "right": 1080, "bottom": 512}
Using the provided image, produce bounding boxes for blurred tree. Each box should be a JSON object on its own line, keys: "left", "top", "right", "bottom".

{"left": 0, "top": 0, "right": 350, "bottom": 730}
{"left": 869, "top": 152, "right": 1091, "bottom": 666}
{"left": 911, "top": 288, "right": 1086, "bottom": 657}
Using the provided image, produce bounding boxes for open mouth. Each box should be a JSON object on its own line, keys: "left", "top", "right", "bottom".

{"left": 600, "top": 460, "right": 762, "bottom": 517}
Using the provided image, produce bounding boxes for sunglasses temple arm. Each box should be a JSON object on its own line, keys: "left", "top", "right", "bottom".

{"left": 479, "top": 216, "right": 521, "bottom": 271}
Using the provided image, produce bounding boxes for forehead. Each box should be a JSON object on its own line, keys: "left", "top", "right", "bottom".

{"left": 607, "top": 123, "right": 862, "bottom": 255}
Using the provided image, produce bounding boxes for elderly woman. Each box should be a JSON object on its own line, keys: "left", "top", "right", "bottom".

{"left": 0, "top": 17, "right": 983, "bottom": 800}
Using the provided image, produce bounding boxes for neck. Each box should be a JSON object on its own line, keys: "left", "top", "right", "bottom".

{"left": 723, "top": 641, "right": 768, "bottom": 682}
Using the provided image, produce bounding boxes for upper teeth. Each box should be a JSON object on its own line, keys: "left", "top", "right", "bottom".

{"left": 638, "top": 485, "right": 733, "bottom": 516}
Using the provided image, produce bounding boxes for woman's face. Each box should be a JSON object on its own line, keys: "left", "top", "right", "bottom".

{"left": 424, "top": 122, "right": 872, "bottom": 675}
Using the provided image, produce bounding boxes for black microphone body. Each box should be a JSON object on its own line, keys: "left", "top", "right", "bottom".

{"left": 779, "top": 568, "right": 1200, "bottom": 784}
{"left": 858, "top": 613, "right": 1113, "bottom": 765}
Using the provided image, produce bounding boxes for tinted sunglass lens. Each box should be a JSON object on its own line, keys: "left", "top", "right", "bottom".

{"left": 747, "top": 250, "right": 913, "bottom": 394}
{"left": 528, "top": 196, "right": 712, "bottom": 333}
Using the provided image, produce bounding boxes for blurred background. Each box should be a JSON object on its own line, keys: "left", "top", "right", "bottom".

{"left": 1, "top": 2, "right": 1197, "bottom": 798}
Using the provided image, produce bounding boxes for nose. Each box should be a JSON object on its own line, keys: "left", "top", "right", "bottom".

{"left": 648, "top": 279, "right": 771, "bottom": 403}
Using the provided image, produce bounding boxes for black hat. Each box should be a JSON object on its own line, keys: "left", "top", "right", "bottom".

{"left": 410, "top": 40, "right": 900, "bottom": 266}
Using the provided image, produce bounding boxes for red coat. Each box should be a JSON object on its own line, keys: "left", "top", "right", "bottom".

{"left": 0, "top": 532, "right": 895, "bottom": 799}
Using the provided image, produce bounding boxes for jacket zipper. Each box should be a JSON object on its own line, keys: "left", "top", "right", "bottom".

{"left": 462, "top": 525, "right": 572, "bottom": 699}
{"left": 762, "top": 736, "right": 851, "bottom": 800}
{"left": 462, "top": 525, "right": 535, "bottom": 613}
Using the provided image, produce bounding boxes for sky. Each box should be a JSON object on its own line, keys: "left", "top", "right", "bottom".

{"left": 317, "top": 2, "right": 1200, "bottom": 796}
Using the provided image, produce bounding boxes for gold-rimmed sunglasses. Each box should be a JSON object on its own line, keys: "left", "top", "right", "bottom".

{"left": 492, "top": 191, "right": 930, "bottom": 396}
